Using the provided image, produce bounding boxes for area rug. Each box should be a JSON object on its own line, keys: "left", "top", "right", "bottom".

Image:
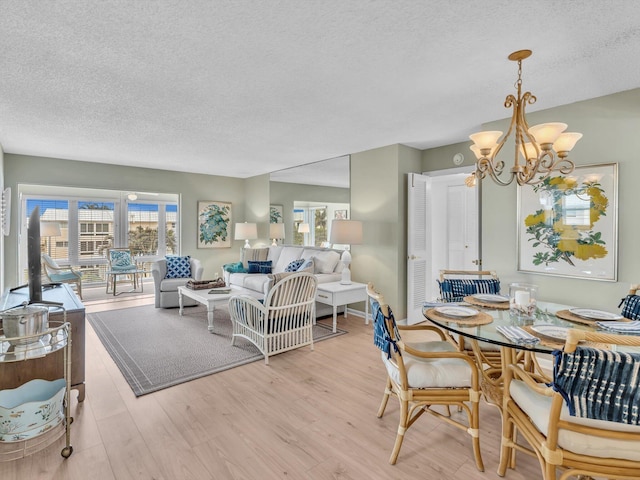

{"left": 88, "top": 304, "right": 346, "bottom": 396}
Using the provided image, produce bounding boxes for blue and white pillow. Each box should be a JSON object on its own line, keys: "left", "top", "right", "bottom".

{"left": 248, "top": 260, "right": 272, "bottom": 274}
{"left": 438, "top": 278, "right": 501, "bottom": 303}
{"left": 285, "top": 258, "right": 305, "bottom": 272}
{"left": 165, "top": 256, "right": 192, "bottom": 279}
{"left": 110, "top": 250, "right": 134, "bottom": 270}
{"left": 621, "top": 295, "right": 640, "bottom": 320}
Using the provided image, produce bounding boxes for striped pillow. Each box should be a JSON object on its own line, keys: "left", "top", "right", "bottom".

{"left": 438, "top": 278, "right": 500, "bottom": 302}
{"left": 621, "top": 294, "right": 640, "bottom": 320}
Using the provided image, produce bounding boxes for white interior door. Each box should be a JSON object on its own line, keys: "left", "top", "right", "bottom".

{"left": 407, "top": 168, "right": 479, "bottom": 325}
{"left": 406, "top": 173, "right": 430, "bottom": 324}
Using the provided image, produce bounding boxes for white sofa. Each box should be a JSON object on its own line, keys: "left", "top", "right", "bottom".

{"left": 225, "top": 245, "right": 344, "bottom": 316}
{"left": 151, "top": 257, "right": 204, "bottom": 308}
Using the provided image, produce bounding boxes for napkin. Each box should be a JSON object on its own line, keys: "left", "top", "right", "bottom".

{"left": 595, "top": 320, "right": 640, "bottom": 334}
{"left": 423, "top": 301, "right": 458, "bottom": 308}
{"left": 496, "top": 325, "right": 540, "bottom": 346}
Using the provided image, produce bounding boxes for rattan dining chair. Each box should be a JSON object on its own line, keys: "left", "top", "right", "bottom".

{"left": 499, "top": 328, "right": 640, "bottom": 480}
{"left": 436, "top": 269, "right": 503, "bottom": 364}
{"left": 367, "top": 282, "right": 484, "bottom": 470}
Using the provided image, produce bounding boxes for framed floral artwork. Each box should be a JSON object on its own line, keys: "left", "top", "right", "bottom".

{"left": 517, "top": 163, "right": 618, "bottom": 281}
{"left": 270, "top": 204, "right": 283, "bottom": 223}
{"left": 198, "top": 201, "right": 232, "bottom": 248}
{"left": 334, "top": 209, "right": 348, "bottom": 220}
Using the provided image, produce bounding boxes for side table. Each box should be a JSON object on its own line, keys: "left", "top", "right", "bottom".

{"left": 315, "top": 281, "right": 369, "bottom": 333}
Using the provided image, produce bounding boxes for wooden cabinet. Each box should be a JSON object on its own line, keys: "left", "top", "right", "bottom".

{"left": 1, "top": 284, "right": 85, "bottom": 401}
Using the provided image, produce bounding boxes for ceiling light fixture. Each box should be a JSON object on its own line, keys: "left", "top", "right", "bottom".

{"left": 469, "top": 50, "right": 582, "bottom": 187}
{"left": 127, "top": 192, "right": 138, "bottom": 201}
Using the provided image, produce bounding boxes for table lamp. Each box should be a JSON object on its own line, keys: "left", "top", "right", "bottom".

{"left": 41, "top": 221, "right": 62, "bottom": 256}
{"left": 235, "top": 222, "right": 257, "bottom": 248}
{"left": 329, "top": 219, "right": 363, "bottom": 284}
{"left": 269, "top": 223, "right": 285, "bottom": 247}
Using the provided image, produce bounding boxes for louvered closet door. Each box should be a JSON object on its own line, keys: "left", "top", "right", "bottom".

{"left": 406, "top": 173, "right": 430, "bottom": 325}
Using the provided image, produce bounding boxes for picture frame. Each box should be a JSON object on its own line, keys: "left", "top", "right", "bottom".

{"left": 198, "top": 201, "right": 232, "bottom": 248}
{"left": 270, "top": 204, "right": 283, "bottom": 223}
{"left": 517, "top": 163, "right": 618, "bottom": 281}
{"left": 334, "top": 209, "right": 348, "bottom": 220}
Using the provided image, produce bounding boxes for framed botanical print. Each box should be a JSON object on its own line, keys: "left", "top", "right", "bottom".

{"left": 270, "top": 204, "right": 283, "bottom": 223}
{"left": 517, "top": 163, "right": 618, "bottom": 281}
{"left": 198, "top": 201, "right": 232, "bottom": 248}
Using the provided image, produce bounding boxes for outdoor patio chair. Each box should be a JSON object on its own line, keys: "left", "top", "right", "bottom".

{"left": 41, "top": 253, "right": 83, "bottom": 299}
{"left": 106, "top": 247, "right": 141, "bottom": 295}
{"left": 499, "top": 328, "right": 640, "bottom": 480}
{"left": 228, "top": 271, "right": 317, "bottom": 365}
{"left": 367, "top": 282, "right": 484, "bottom": 469}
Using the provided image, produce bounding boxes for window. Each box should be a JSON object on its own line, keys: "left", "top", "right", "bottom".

{"left": 19, "top": 186, "right": 180, "bottom": 285}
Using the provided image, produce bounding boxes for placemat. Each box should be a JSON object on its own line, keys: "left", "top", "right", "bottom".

{"left": 555, "top": 309, "right": 630, "bottom": 326}
{"left": 463, "top": 296, "right": 510, "bottom": 310}
{"left": 425, "top": 308, "right": 493, "bottom": 327}
{"left": 521, "top": 325, "right": 611, "bottom": 350}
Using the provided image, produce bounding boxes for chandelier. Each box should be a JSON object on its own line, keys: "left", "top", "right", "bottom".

{"left": 469, "top": 50, "right": 582, "bottom": 187}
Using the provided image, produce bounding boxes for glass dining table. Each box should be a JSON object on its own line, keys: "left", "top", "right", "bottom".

{"left": 422, "top": 298, "right": 618, "bottom": 407}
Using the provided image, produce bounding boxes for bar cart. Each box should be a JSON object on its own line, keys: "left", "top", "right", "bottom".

{"left": 0, "top": 305, "right": 73, "bottom": 462}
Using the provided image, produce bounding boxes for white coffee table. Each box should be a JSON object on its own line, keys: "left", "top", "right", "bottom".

{"left": 177, "top": 285, "right": 262, "bottom": 333}
{"left": 315, "top": 281, "right": 369, "bottom": 333}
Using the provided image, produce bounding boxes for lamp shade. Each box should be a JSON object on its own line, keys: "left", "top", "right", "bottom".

{"left": 269, "top": 223, "right": 285, "bottom": 239}
{"left": 298, "top": 223, "right": 310, "bottom": 234}
{"left": 40, "top": 222, "right": 62, "bottom": 237}
{"left": 330, "top": 220, "right": 363, "bottom": 245}
{"left": 234, "top": 222, "right": 257, "bottom": 240}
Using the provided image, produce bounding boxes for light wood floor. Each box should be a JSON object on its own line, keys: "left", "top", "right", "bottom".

{"left": 0, "top": 286, "right": 545, "bottom": 479}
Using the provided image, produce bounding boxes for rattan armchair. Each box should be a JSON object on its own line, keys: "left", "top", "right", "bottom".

{"left": 499, "top": 329, "right": 640, "bottom": 480}
{"left": 367, "top": 282, "right": 484, "bottom": 469}
{"left": 229, "top": 271, "right": 318, "bottom": 365}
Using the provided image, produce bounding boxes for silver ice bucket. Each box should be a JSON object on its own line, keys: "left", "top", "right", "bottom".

{"left": 1, "top": 304, "right": 49, "bottom": 346}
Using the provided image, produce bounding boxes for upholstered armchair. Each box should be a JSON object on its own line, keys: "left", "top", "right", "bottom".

{"left": 151, "top": 256, "right": 204, "bottom": 308}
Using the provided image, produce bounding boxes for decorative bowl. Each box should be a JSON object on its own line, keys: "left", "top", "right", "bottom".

{"left": 0, "top": 378, "right": 66, "bottom": 443}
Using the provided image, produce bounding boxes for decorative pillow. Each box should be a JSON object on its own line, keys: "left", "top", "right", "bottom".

{"left": 438, "top": 278, "right": 501, "bottom": 303}
{"left": 223, "top": 261, "right": 247, "bottom": 273}
{"left": 248, "top": 260, "right": 273, "bottom": 274}
{"left": 165, "top": 256, "right": 192, "bottom": 279}
{"left": 285, "top": 258, "right": 305, "bottom": 272}
{"left": 110, "top": 250, "right": 133, "bottom": 269}
{"left": 621, "top": 294, "right": 640, "bottom": 320}
{"left": 241, "top": 247, "right": 269, "bottom": 269}
{"left": 312, "top": 250, "right": 341, "bottom": 274}
{"left": 299, "top": 257, "right": 315, "bottom": 272}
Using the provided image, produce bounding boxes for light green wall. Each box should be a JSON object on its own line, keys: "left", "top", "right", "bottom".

{"left": 269, "top": 181, "right": 349, "bottom": 244}
{"left": 350, "top": 144, "right": 421, "bottom": 319}
{"left": 423, "top": 88, "right": 640, "bottom": 310}
{"left": 244, "top": 173, "right": 271, "bottom": 244}
{"left": 3, "top": 154, "right": 268, "bottom": 286}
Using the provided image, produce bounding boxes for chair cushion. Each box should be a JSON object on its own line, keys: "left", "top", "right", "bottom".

{"left": 510, "top": 379, "right": 640, "bottom": 461}
{"left": 248, "top": 260, "right": 272, "bottom": 274}
{"left": 159, "top": 277, "right": 191, "bottom": 292}
{"left": 621, "top": 294, "right": 640, "bottom": 320}
{"left": 49, "top": 271, "right": 80, "bottom": 282}
{"left": 382, "top": 346, "right": 472, "bottom": 388}
{"left": 438, "top": 278, "right": 501, "bottom": 302}
{"left": 285, "top": 259, "right": 305, "bottom": 272}
{"left": 165, "top": 255, "right": 192, "bottom": 279}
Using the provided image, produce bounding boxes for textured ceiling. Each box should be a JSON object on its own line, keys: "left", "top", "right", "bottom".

{"left": 1, "top": 1, "right": 639, "bottom": 186}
